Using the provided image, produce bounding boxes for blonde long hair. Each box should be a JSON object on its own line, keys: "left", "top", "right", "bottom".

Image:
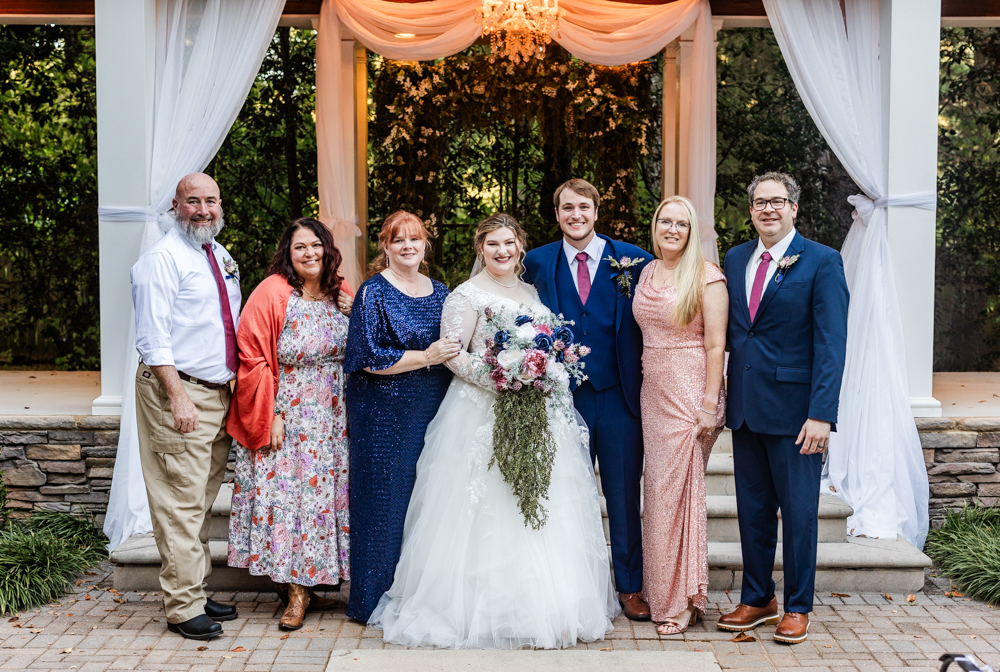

{"left": 650, "top": 196, "right": 705, "bottom": 328}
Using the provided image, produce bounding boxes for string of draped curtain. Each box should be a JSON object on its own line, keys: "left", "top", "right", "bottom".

{"left": 103, "top": 0, "right": 286, "bottom": 551}
{"left": 762, "top": 0, "right": 930, "bottom": 549}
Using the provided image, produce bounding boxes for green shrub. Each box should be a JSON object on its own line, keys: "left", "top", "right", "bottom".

{"left": 0, "top": 509, "right": 108, "bottom": 615}
{"left": 924, "top": 505, "right": 1000, "bottom": 605}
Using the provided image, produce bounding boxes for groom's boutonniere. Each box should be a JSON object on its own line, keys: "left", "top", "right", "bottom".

{"left": 606, "top": 255, "right": 642, "bottom": 298}
{"left": 774, "top": 254, "right": 800, "bottom": 284}
{"left": 223, "top": 257, "right": 240, "bottom": 284}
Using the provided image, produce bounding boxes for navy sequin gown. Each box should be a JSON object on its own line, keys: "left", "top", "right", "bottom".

{"left": 344, "top": 273, "right": 452, "bottom": 621}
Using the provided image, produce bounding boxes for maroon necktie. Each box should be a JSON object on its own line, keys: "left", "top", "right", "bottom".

{"left": 748, "top": 250, "right": 772, "bottom": 322}
{"left": 576, "top": 252, "right": 591, "bottom": 305}
{"left": 202, "top": 243, "right": 239, "bottom": 374}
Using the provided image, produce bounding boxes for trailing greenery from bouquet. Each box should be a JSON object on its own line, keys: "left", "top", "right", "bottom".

{"left": 924, "top": 505, "right": 1000, "bottom": 606}
{"left": 479, "top": 305, "right": 589, "bottom": 529}
{"left": 0, "top": 508, "right": 107, "bottom": 615}
{"left": 368, "top": 45, "right": 660, "bottom": 285}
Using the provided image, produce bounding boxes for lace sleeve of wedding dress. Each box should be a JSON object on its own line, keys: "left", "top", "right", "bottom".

{"left": 440, "top": 288, "right": 495, "bottom": 392}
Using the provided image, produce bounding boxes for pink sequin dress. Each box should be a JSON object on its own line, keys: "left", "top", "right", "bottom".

{"left": 632, "top": 260, "right": 727, "bottom": 621}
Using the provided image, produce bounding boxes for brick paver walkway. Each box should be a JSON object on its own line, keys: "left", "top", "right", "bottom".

{"left": 1, "top": 564, "right": 997, "bottom": 672}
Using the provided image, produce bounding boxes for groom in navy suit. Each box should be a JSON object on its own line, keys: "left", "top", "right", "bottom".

{"left": 523, "top": 179, "right": 653, "bottom": 620}
{"left": 717, "top": 172, "right": 848, "bottom": 644}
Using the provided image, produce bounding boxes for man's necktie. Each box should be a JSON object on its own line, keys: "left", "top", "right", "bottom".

{"left": 202, "top": 243, "right": 239, "bottom": 374}
{"left": 748, "top": 250, "right": 772, "bottom": 322}
{"left": 576, "top": 252, "right": 591, "bottom": 305}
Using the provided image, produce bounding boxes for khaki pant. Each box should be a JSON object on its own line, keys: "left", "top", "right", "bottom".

{"left": 135, "top": 363, "right": 231, "bottom": 623}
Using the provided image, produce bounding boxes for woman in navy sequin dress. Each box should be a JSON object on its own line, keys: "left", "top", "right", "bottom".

{"left": 344, "top": 211, "right": 459, "bottom": 621}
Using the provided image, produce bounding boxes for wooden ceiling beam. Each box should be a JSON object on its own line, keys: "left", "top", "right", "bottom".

{"left": 0, "top": 0, "right": 997, "bottom": 22}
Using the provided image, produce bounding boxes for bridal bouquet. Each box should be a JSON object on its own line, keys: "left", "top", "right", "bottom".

{"left": 479, "top": 306, "right": 590, "bottom": 530}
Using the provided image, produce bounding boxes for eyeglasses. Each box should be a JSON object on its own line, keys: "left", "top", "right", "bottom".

{"left": 751, "top": 197, "right": 790, "bottom": 211}
{"left": 655, "top": 218, "right": 690, "bottom": 231}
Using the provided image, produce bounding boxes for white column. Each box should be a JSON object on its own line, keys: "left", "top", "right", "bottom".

{"left": 661, "top": 41, "right": 678, "bottom": 198}
{"left": 92, "top": 0, "right": 156, "bottom": 415}
{"left": 673, "top": 18, "right": 723, "bottom": 199}
{"left": 880, "top": 0, "right": 942, "bottom": 417}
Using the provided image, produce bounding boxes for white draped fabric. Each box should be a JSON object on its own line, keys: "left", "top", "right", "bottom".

{"left": 103, "top": 0, "right": 285, "bottom": 551}
{"left": 324, "top": 0, "right": 718, "bottom": 261}
{"left": 763, "top": 0, "right": 930, "bottom": 549}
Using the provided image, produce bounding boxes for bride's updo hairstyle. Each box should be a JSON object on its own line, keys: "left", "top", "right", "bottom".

{"left": 368, "top": 210, "right": 433, "bottom": 277}
{"left": 473, "top": 213, "right": 528, "bottom": 277}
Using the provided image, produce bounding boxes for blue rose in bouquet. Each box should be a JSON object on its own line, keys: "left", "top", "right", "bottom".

{"left": 554, "top": 326, "right": 574, "bottom": 345}
{"left": 494, "top": 330, "right": 511, "bottom": 349}
{"left": 514, "top": 314, "right": 534, "bottom": 326}
{"left": 533, "top": 332, "right": 555, "bottom": 353}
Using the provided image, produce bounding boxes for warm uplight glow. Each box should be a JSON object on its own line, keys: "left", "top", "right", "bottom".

{"left": 394, "top": 33, "right": 416, "bottom": 39}
{"left": 476, "top": 0, "right": 564, "bottom": 64}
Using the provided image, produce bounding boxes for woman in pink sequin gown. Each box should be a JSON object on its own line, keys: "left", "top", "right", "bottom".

{"left": 632, "top": 196, "right": 729, "bottom": 635}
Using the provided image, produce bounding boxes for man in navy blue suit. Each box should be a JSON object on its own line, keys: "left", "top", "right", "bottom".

{"left": 522, "top": 179, "right": 653, "bottom": 620}
{"left": 717, "top": 172, "right": 848, "bottom": 644}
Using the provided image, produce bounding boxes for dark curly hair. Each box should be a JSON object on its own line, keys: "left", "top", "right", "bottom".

{"left": 268, "top": 218, "right": 343, "bottom": 302}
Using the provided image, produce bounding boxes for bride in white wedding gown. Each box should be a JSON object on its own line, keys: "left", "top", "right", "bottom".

{"left": 368, "top": 214, "right": 619, "bottom": 649}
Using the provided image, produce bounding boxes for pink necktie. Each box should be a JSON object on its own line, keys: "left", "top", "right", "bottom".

{"left": 202, "top": 243, "right": 239, "bottom": 374}
{"left": 748, "top": 250, "right": 772, "bottom": 322}
{"left": 576, "top": 252, "right": 591, "bottom": 305}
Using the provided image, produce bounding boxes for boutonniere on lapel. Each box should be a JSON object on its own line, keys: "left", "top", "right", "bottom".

{"left": 605, "top": 255, "right": 642, "bottom": 298}
{"left": 774, "top": 254, "right": 800, "bottom": 284}
{"left": 223, "top": 257, "right": 240, "bottom": 284}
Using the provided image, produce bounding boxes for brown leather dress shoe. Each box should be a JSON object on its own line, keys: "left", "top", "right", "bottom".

{"left": 618, "top": 592, "right": 651, "bottom": 621}
{"left": 279, "top": 583, "right": 310, "bottom": 631}
{"left": 717, "top": 596, "right": 780, "bottom": 631}
{"left": 774, "top": 612, "right": 810, "bottom": 644}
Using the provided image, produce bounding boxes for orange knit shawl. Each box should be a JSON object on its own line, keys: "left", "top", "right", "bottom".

{"left": 226, "top": 274, "right": 353, "bottom": 451}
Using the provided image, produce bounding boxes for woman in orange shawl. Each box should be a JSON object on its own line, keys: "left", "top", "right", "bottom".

{"left": 226, "top": 218, "right": 354, "bottom": 631}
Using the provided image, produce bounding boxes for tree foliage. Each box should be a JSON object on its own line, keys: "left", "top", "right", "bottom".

{"left": 0, "top": 26, "right": 98, "bottom": 369}
{"left": 367, "top": 44, "right": 661, "bottom": 286}
{"left": 936, "top": 28, "right": 1000, "bottom": 371}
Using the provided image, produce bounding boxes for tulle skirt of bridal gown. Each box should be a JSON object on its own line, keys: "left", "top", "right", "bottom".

{"left": 368, "top": 379, "right": 620, "bottom": 649}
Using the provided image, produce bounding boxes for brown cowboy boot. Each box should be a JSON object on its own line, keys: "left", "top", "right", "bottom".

{"left": 279, "top": 583, "right": 310, "bottom": 631}
{"left": 305, "top": 586, "right": 340, "bottom": 612}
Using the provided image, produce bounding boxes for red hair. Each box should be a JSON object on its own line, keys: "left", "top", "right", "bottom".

{"left": 368, "top": 210, "right": 433, "bottom": 276}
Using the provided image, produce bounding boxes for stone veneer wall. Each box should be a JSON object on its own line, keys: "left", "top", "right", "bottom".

{"left": 2, "top": 414, "right": 998, "bottom": 527}
{"left": 917, "top": 417, "right": 1000, "bottom": 527}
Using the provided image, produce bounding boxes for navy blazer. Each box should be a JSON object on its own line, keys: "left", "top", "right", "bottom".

{"left": 523, "top": 234, "right": 652, "bottom": 417}
{"left": 724, "top": 231, "right": 849, "bottom": 436}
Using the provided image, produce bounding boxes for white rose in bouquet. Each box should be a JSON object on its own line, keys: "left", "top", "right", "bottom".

{"left": 515, "top": 323, "right": 536, "bottom": 341}
{"left": 547, "top": 358, "right": 569, "bottom": 387}
{"left": 496, "top": 347, "right": 525, "bottom": 370}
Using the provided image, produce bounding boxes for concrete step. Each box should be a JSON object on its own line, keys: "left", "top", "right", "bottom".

{"left": 109, "top": 532, "right": 931, "bottom": 594}
{"left": 706, "top": 452, "right": 735, "bottom": 495}
{"left": 598, "top": 493, "right": 851, "bottom": 543}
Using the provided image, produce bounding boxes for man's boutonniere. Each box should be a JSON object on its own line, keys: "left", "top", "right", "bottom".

{"left": 774, "top": 254, "right": 800, "bottom": 284}
{"left": 606, "top": 255, "right": 642, "bottom": 298}
{"left": 223, "top": 257, "right": 240, "bottom": 284}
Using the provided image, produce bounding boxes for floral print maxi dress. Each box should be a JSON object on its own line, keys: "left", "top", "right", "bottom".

{"left": 228, "top": 292, "right": 350, "bottom": 585}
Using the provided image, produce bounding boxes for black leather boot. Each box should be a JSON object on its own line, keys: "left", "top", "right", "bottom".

{"left": 205, "top": 598, "right": 238, "bottom": 622}
{"left": 166, "top": 614, "right": 223, "bottom": 640}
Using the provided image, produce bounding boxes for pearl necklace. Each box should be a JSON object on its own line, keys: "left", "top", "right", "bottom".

{"left": 484, "top": 270, "right": 519, "bottom": 289}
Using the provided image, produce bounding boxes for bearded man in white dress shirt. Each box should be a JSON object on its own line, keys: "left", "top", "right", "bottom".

{"left": 131, "top": 173, "right": 241, "bottom": 640}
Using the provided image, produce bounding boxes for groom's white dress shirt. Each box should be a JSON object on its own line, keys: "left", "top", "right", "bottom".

{"left": 563, "top": 235, "right": 607, "bottom": 293}
{"left": 744, "top": 226, "right": 797, "bottom": 306}
{"left": 131, "top": 226, "right": 242, "bottom": 384}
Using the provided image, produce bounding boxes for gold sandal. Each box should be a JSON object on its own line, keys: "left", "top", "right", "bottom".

{"left": 656, "top": 608, "right": 699, "bottom": 636}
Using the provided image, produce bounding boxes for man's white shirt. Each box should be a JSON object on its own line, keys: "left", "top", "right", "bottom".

{"left": 562, "top": 235, "right": 607, "bottom": 293}
{"left": 131, "top": 227, "right": 242, "bottom": 384}
{"left": 744, "top": 227, "right": 797, "bottom": 307}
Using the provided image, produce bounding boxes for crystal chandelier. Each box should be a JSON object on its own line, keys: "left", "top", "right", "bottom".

{"left": 477, "top": 0, "right": 563, "bottom": 64}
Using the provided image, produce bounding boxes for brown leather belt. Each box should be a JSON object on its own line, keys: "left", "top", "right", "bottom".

{"left": 177, "top": 371, "right": 228, "bottom": 389}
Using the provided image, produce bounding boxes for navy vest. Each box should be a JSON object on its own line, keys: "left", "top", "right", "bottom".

{"left": 556, "top": 252, "right": 620, "bottom": 391}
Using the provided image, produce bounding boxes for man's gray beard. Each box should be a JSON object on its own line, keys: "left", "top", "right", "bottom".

{"left": 176, "top": 212, "right": 225, "bottom": 245}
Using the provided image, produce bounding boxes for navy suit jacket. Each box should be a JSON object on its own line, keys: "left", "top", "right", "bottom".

{"left": 724, "top": 231, "right": 849, "bottom": 436}
{"left": 522, "top": 234, "right": 652, "bottom": 417}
